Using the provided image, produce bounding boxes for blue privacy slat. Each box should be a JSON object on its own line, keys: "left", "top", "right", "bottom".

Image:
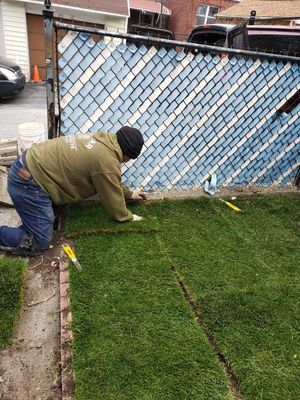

{"left": 238, "top": 120, "right": 300, "bottom": 183}
{"left": 57, "top": 31, "right": 300, "bottom": 188}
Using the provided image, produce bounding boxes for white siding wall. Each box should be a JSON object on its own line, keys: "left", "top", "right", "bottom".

{"left": 25, "top": 4, "right": 128, "bottom": 47}
{"left": 106, "top": 16, "right": 128, "bottom": 33}
{"left": 2, "top": 0, "right": 30, "bottom": 80}
{"left": 0, "top": 1, "right": 128, "bottom": 81}
{"left": 25, "top": 3, "right": 109, "bottom": 26}
{"left": 104, "top": 16, "right": 128, "bottom": 45}
{"left": 25, "top": 3, "right": 128, "bottom": 33}
{"left": 0, "top": 4, "right": 5, "bottom": 54}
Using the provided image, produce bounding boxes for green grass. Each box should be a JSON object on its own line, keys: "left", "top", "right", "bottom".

{"left": 67, "top": 194, "right": 300, "bottom": 400}
{"left": 0, "top": 257, "right": 26, "bottom": 348}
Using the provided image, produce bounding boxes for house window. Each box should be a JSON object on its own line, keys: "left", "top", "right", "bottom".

{"left": 139, "top": 11, "right": 154, "bottom": 26}
{"left": 196, "top": 5, "right": 219, "bottom": 25}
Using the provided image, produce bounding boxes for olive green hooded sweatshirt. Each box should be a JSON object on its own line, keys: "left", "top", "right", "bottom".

{"left": 26, "top": 132, "right": 133, "bottom": 222}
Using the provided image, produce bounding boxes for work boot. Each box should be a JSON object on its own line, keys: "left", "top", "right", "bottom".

{"left": 53, "top": 204, "right": 62, "bottom": 231}
{"left": 0, "top": 232, "right": 42, "bottom": 257}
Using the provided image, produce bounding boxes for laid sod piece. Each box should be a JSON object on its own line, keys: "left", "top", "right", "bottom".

{"left": 65, "top": 200, "right": 159, "bottom": 236}
{"left": 0, "top": 257, "right": 26, "bottom": 348}
{"left": 66, "top": 227, "right": 159, "bottom": 239}
{"left": 69, "top": 233, "right": 231, "bottom": 400}
{"left": 67, "top": 194, "right": 300, "bottom": 400}
{"left": 155, "top": 195, "right": 300, "bottom": 400}
{"left": 68, "top": 203, "right": 231, "bottom": 400}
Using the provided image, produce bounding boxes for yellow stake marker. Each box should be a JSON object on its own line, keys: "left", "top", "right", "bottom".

{"left": 62, "top": 243, "right": 82, "bottom": 271}
{"left": 219, "top": 198, "right": 241, "bottom": 212}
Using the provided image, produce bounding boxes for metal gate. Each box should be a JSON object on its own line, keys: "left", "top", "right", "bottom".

{"left": 44, "top": 11, "right": 300, "bottom": 190}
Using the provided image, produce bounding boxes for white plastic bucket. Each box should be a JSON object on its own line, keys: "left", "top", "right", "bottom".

{"left": 18, "top": 122, "right": 46, "bottom": 152}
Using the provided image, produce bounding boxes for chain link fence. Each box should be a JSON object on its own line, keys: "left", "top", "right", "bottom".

{"left": 52, "top": 21, "right": 300, "bottom": 190}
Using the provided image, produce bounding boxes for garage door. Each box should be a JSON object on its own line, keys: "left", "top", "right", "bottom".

{"left": 26, "top": 14, "right": 105, "bottom": 81}
{"left": 27, "top": 14, "right": 45, "bottom": 80}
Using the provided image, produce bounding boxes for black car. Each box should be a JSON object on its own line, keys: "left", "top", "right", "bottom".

{"left": 128, "top": 25, "right": 175, "bottom": 49}
{"left": 130, "top": 24, "right": 175, "bottom": 40}
{"left": 187, "top": 24, "right": 246, "bottom": 50}
{"left": 187, "top": 24, "right": 300, "bottom": 57}
{"left": 0, "top": 56, "right": 26, "bottom": 99}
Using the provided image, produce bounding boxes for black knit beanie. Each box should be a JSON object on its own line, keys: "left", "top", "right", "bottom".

{"left": 116, "top": 126, "right": 144, "bottom": 159}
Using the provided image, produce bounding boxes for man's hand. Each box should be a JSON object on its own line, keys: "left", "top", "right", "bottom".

{"left": 132, "top": 214, "right": 143, "bottom": 221}
{"left": 131, "top": 190, "right": 147, "bottom": 201}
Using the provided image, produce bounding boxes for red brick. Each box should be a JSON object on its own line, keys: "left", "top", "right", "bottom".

{"left": 165, "top": 0, "right": 237, "bottom": 39}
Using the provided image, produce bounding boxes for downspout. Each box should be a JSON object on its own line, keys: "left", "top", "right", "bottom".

{"left": 43, "top": 0, "right": 56, "bottom": 139}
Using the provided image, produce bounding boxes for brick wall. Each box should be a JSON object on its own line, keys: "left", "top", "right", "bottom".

{"left": 165, "top": 0, "right": 237, "bottom": 40}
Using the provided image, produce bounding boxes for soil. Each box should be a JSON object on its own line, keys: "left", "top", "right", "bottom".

{"left": 146, "top": 183, "right": 299, "bottom": 200}
{"left": 0, "top": 208, "right": 64, "bottom": 400}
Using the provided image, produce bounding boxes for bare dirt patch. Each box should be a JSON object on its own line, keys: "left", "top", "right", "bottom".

{"left": 146, "top": 184, "right": 299, "bottom": 201}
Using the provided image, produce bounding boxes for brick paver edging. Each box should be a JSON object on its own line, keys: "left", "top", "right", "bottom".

{"left": 59, "top": 259, "right": 75, "bottom": 399}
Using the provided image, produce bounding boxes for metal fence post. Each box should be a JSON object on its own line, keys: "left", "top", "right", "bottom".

{"left": 295, "top": 167, "right": 300, "bottom": 187}
{"left": 43, "top": 0, "right": 56, "bottom": 139}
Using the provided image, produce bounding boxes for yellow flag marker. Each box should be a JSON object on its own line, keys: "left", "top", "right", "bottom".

{"left": 219, "top": 198, "right": 241, "bottom": 212}
{"left": 62, "top": 243, "right": 82, "bottom": 271}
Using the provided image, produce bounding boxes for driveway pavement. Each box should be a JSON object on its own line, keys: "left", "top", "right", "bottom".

{"left": 0, "top": 82, "right": 47, "bottom": 222}
{"left": 0, "top": 83, "right": 62, "bottom": 400}
{"left": 0, "top": 82, "right": 47, "bottom": 140}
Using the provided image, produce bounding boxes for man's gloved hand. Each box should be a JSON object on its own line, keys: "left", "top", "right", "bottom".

{"left": 131, "top": 190, "right": 147, "bottom": 201}
{"left": 132, "top": 214, "right": 143, "bottom": 221}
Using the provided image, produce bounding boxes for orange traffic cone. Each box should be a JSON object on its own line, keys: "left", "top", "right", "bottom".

{"left": 32, "top": 65, "right": 41, "bottom": 83}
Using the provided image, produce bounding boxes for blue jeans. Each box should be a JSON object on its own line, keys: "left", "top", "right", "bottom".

{"left": 0, "top": 158, "right": 54, "bottom": 251}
